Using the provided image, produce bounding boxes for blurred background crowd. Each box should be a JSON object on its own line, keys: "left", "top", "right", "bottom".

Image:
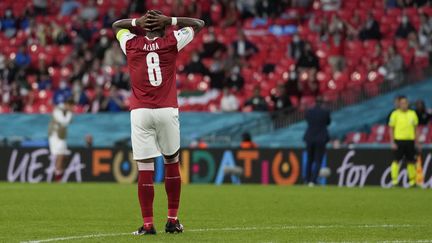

{"left": 0, "top": 0, "right": 432, "bottom": 114}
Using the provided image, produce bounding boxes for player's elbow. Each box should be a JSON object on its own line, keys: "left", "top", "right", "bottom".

{"left": 194, "top": 19, "right": 205, "bottom": 33}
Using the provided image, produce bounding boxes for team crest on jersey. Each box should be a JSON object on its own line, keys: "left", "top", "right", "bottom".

{"left": 181, "top": 28, "right": 190, "bottom": 34}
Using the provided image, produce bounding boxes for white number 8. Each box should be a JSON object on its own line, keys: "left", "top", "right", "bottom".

{"left": 146, "top": 52, "right": 162, "bottom": 86}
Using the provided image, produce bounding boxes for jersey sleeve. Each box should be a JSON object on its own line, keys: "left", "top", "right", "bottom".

{"left": 116, "top": 29, "right": 137, "bottom": 55}
{"left": 388, "top": 111, "right": 396, "bottom": 127}
{"left": 412, "top": 111, "right": 419, "bottom": 126}
{"left": 173, "top": 27, "right": 195, "bottom": 51}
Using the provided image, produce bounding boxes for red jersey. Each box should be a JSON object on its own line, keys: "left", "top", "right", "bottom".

{"left": 117, "top": 27, "right": 195, "bottom": 109}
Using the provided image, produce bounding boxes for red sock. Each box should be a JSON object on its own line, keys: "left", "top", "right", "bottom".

{"left": 138, "top": 170, "right": 154, "bottom": 228}
{"left": 165, "top": 162, "right": 181, "bottom": 221}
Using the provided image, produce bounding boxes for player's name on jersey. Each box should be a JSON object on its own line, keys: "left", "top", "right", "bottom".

{"left": 143, "top": 43, "right": 160, "bottom": 51}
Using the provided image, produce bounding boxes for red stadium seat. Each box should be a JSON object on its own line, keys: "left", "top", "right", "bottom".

{"left": 345, "top": 132, "right": 368, "bottom": 144}
{"left": 367, "top": 125, "right": 390, "bottom": 143}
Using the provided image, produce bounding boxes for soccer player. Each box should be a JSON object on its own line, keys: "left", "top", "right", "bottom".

{"left": 388, "top": 96, "right": 419, "bottom": 187}
{"left": 48, "top": 99, "right": 74, "bottom": 182}
{"left": 112, "top": 11, "right": 204, "bottom": 235}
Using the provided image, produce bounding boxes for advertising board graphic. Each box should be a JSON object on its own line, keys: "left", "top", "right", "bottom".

{"left": 1, "top": 147, "right": 431, "bottom": 188}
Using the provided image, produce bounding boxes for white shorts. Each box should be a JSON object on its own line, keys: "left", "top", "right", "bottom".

{"left": 131, "top": 107, "right": 180, "bottom": 160}
{"left": 48, "top": 134, "right": 68, "bottom": 156}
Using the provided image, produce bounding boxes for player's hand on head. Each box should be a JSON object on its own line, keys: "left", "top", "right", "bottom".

{"left": 144, "top": 10, "right": 171, "bottom": 31}
{"left": 136, "top": 15, "right": 151, "bottom": 31}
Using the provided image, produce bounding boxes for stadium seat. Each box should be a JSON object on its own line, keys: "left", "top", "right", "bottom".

{"left": 345, "top": 132, "right": 368, "bottom": 144}
{"left": 367, "top": 125, "right": 390, "bottom": 143}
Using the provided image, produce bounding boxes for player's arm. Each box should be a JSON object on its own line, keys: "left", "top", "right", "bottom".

{"left": 112, "top": 16, "right": 149, "bottom": 54}
{"left": 388, "top": 112, "right": 396, "bottom": 149}
{"left": 53, "top": 109, "right": 72, "bottom": 127}
{"left": 145, "top": 10, "right": 205, "bottom": 34}
{"left": 112, "top": 16, "right": 149, "bottom": 36}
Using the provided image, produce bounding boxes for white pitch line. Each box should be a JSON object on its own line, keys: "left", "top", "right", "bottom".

{"left": 20, "top": 224, "right": 420, "bottom": 243}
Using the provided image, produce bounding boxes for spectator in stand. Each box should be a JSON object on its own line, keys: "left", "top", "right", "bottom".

{"left": 396, "top": 0, "right": 429, "bottom": 7}
{"left": 15, "top": 46, "right": 31, "bottom": 69}
{"left": 225, "top": 66, "right": 244, "bottom": 91}
{"left": 103, "top": 43, "right": 126, "bottom": 67}
{"left": 72, "top": 19, "right": 93, "bottom": 42}
{"left": 367, "top": 44, "right": 384, "bottom": 71}
{"left": 271, "top": 83, "right": 292, "bottom": 111}
{"left": 90, "top": 85, "right": 105, "bottom": 113}
{"left": 255, "top": 0, "right": 277, "bottom": 18}
{"left": 285, "top": 69, "right": 301, "bottom": 99}
{"left": 8, "top": 82, "right": 24, "bottom": 112}
{"left": 320, "top": 0, "right": 341, "bottom": 11}
{"left": 379, "top": 46, "right": 404, "bottom": 85}
{"left": 328, "top": 14, "right": 345, "bottom": 36}
{"left": 60, "top": 0, "right": 81, "bottom": 16}
{"left": 183, "top": 52, "right": 210, "bottom": 76}
{"left": 221, "top": 1, "right": 239, "bottom": 27}
{"left": 240, "top": 132, "right": 258, "bottom": 149}
{"left": 418, "top": 13, "right": 432, "bottom": 49}
{"left": 288, "top": 34, "right": 305, "bottom": 60}
{"left": 297, "top": 43, "right": 319, "bottom": 71}
{"left": 232, "top": 31, "right": 259, "bottom": 59}
{"left": 220, "top": 88, "right": 239, "bottom": 112}
{"left": 208, "top": 52, "right": 226, "bottom": 89}
{"left": 53, "top": 80, "right": 72, "bottom": 105}
{"left": 244, "top": 85, "right": 268, "bottom": 111}
{"left": 359, "top": 13, "right": 381, "bottom": 40}
{"left": 200, "top": 31, "right": 226, "bottom": 58}
{"left": 37, "top": 73, "right": 52, "bottom": 91}
{"left": 1, "top": 8, "right": 17, "bottom": 38}
{"left": 93, "top": 34, "right": 111, "bottom": 60}
{"left": 236, "top": 0, "right": 256, "bottom": 19}
{"left": 111, "top": 65, "right": 129, "bottom": 91}
{"left": 53, "top": 25, "right": 71, "bottom": 45}
{"left": 102, "top": 85, "right": 125, "bottom": 112}
{"left": 72, "top": 81, "right": 89, "bottom": 106}
{"left": 298, "top": 74, "right": 319, "bottom": 97}
{"left": 0, "top": 53, "right": 6, "bottom": 79}
{"left": 396, "top": 15, "right": 417, "bottom": 39}
{"left": 80, "top": 0, "right": 99, "bottom": 21}
{"left": 415, "top": 99, "right": 431, "bottom": 125}
{"left": 346, "top": 12, "right": 362, "bottom": 40}
{"left": 103, "top": 8, "right": 118, "bottom": 28}
{"left": 33, "top": 0, "right": 48, "bottom": 15}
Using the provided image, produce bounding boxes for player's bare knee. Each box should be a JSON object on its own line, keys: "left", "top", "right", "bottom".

{"left": 163, "top": 150, "right": 179, "bottom": 164}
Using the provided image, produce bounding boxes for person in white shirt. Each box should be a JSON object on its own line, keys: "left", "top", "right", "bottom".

{"left": 220, "top": 88, "right": 239, "bottom": 112}
{"left": 48, "top": 99, "right": 73, "bottom": 182}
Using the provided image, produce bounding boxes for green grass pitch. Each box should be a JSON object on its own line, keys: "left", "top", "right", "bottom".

{"left": 1, "top": 183, "right": 431, "bottom": 243}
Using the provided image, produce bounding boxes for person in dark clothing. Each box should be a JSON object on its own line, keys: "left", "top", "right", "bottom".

{"left": 200, "top": 32, "right": 226, "bottom": 58}
{"left": 415, "top": 99, "right": 431, "bottom": 125}
{"left": 245, "top": 85, "right": 268, "bottom": 111}
{"left": 289, "top": 34, "right": 305, "bottom": 60}
{"left": 297, "top": 43, "right": 319, "bottom": 70}
{"left": 303, "top": 97, "right": 331, "bottom": 186}
{"left": 225, "top": 66, "right": 244, "bottom": 91}
{"left": 359, "top": 13, "right": 381, "bottom": 40}
{"left": 395, "top": 15, "right": 417, "bottom": 39}
{"left": 271, "top": 83, "right": 292, "bottom": 111}
{"left": 232, "top": 31, "right": 259, "bottom": 59}
{"left": 183, "top": 52, "right": 210, "bottom": 75}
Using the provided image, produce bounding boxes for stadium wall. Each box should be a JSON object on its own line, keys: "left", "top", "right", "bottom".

{"left": 1, "top": 147, "right": 431, "bottom": 188}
